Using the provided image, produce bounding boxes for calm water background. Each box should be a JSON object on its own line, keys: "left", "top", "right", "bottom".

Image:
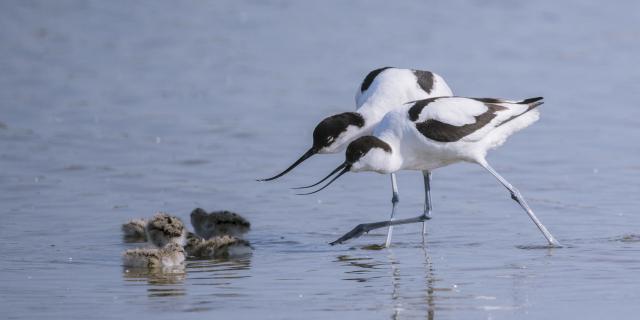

{"left": 1, "top": 1, "right": 640, "bottom": 319}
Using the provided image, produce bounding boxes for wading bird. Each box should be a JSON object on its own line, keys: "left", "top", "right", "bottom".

{"left": 259, "top": 67, "right": 453, "bottom": 246}
{"left": 299, "top": 96, "right": 561, "bottom": 247}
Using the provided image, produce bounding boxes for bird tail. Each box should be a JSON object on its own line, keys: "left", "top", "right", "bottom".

{"left": 495, "top": 97, "right": 544, "bottom": 128}
{"left": 518, "top": 97, "right": 544, "bottom": 110}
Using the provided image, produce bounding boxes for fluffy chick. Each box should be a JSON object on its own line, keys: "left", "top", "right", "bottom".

{"left": 122, "top": 243, "right": 185, "bottom": 268}
{"left": 185, "top": 234, "right": 252, "bottom": 259}
{"left": 122, "top": 218, "right": 147, "bottom": 242}
{"left": 146, "top": 213, "right": 187, "bottom": 248}
{"left": 190, "top": 208, "right": 250, "bottom": 239}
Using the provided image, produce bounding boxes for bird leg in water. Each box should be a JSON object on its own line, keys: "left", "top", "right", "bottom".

{"left": 331, "top": 215, "right": 431, "bottom": 245}
{"left": 384, "top": 173, "right": 400, "bottom": 248}
{"left": 479, "top": 160, "right": 562, "bottom": 247}
{"left": 422, "top": 170, "right": 432, "bottom": 234}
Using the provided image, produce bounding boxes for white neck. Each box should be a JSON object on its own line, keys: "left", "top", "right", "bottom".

{"left": 358, "top": 101, "right": 396, "bottom": 132}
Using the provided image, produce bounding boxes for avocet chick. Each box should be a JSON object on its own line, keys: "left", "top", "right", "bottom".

{"left": 122, "top": 243, "right": 185, "bottom": 268}
{"left": 184, "top": 232, "right": 203, "bottom": 256}
{"left": 146, "top": 213, "right": 187, "bottom": 248}
{"left": 121, "top": 218, "right": 147, "bottom": 242}
{"left": 190, "top": 208, "right": 251, "bottom": 239}
{"left": 186, "top": 235, "right": 252, "bottom": 259}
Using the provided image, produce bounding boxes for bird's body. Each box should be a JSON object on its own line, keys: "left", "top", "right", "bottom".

{"left": 121, "top": 218, "right": 147, "bottom": 242}
{"left": 190, "top": 208, "right": 251, "bottom": 239}
{"left": 187, "top": 209, "right": 253, "bottom": 258}
{"left": 122, "top": 243, "right": 185, "bottom": 268}
{"left": 185, "top": 234, "right": 252, "bottom": 259}
{"left": 145, "top": 213, "right": 187, "bottom": 248}
{"left": 355, "top": 97, "right": 543, "bottom": 174}
{"left": 122, "top": 213, "right": 188, "bottom": 268}
{"left": 322, "top": 68, "right": 453, "bottom": 154}
{"left": 302, "top": 96, "right": 560, "bottom": 247}
{"left": 260, "top": 67, "right": 454, "bottom": 247}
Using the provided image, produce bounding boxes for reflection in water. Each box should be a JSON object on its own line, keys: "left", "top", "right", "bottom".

{"left": 515, "top": 244, "right": 562, "bottom": 251}
{"left": 122, "top": 266, "right": 187, "bottom": 297}
{"left": 388, "top": 249, "right": 401, "bottom": 320}
{"left": 420, "top": 236, "right": 436, "bottom": 320}
{"left": 611, "top": 234, "right": 640, "bottom": 243}
{"left": 187, "top": 256, "right": 252, "bottom": 281}
{"left": 335, "top": 237, "right": 439, "bottom": 319}
{"left": 121, "top": 255, "right": 252, "bottom": 301}
{"left": 184, "top": 257, "right": 253, "bottom": 312}
{"left": 335, "top": 255, "right": 384, "bottom": 282}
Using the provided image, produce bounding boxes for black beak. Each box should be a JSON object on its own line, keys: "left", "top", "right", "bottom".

{"left": 291, "top": 162, "right": 346, "bottom": 190}
{"left": 296, "top": 162, "right": 351, "bottom": 195}
{"left": 257, "top": 148, "right": 316, "bottom": 181}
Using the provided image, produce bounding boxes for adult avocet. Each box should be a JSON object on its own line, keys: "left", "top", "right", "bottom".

{"left": 259, "top": 67, "right": 453, "bottom": 246}
{"left": 299, "top": 96, "right": 561, "bottom": 247}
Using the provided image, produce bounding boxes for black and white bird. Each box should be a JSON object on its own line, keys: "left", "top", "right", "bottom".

{"left": 259, "top": 67, "right": 453, "bottom": 246}
{"left": 299, "top": 96, "right": 561, "bottom": 247}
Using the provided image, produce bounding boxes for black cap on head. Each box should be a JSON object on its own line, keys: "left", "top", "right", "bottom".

{"left": 312, "top": 112, "right": 365, "bottom": 150}
{"left": 346, "top": 136, "right": 392, "bottom": 164}
{"left": 258, "top": 112, "right": 364, "bottom": 182}
{"left": 294, "top": 136, "right": 391, "bottom": 195}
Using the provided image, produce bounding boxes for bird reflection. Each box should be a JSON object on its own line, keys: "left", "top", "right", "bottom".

{"left": 122, "top": 267, "right": 187, "bottom": 297}
{"left": 335, "top": 255, "right": 384, "bottom": 282}
{"left": 121, "top": 255, "right": 252, "bottom": 300}
{"left": 421, "top": 235, "right": 436, "bottom": 320}
{"left": 334, "top": 236, "right": 438, "bottom": 319}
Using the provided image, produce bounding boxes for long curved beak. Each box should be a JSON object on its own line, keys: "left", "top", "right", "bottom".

{"left": 291, "top": 162, "right": 345, "bottom": 189}
{"left": 257, "top": 148, "right": 316, "bottom": 181}
{"left": 296, "top": 162, "right": 350, "bottom": 195}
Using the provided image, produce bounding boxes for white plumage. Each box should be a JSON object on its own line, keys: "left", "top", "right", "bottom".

{"left": 260, "top": 67, "right": 453, "bottom": 180}
{"left": 303, "top": 96, "right": 560, "bottom": 247}
{"left": 370, "top": 97, "right": 542, "bottom": 172}
{"left": 354, "top": 68, "right": 453, "bottom": 128}
{"left": 262, "top": 67, "right": 455, "bottom": 247}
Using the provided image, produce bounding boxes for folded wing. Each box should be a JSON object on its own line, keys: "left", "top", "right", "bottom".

{"left": 407, "top": 97, "right": 543, "bottom": 143}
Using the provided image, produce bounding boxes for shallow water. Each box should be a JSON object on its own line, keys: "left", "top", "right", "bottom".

{"left": 1, "top": 1, "right": 640, "bottom": 319}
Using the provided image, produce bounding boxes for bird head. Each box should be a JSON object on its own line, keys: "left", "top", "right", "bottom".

{"left": 295, "top": 136, "right": 393, "bottom": 195}
{"left": 258, "top": 112, "right": 365, "bottom": 181}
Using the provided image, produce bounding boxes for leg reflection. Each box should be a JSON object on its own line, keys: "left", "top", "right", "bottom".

{"left": 421, "top": 236, "right": 435, "bottom": 320}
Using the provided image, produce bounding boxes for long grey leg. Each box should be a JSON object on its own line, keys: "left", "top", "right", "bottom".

{"left": 331, "top": 172, "right": 435, "bottom": 246}
{"left": 479, "top": 160, "right": 561, "bottom": 247}
{"left": 384, "top": 173, "right": 400, "bottom": 247}
{"left": 330, "top": 214, "right": 431, "bottom": 245}
{"left": 422, "top": 171, "right": 432, "bottom": 234}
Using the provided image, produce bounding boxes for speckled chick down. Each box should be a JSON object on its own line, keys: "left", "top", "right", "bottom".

{"left": 190, "top": 208, "right": 251, "bottom": 239}
{"left": 185, "top": 234, "right": 252, "bottom": 259}
{"left": 122, "top": 243, "right": 186, "bottom": 268}
{"left": 146, "top": 213, "right": 187, "bottom": 248}
{"left": 121, "top": 218, "right": 147, "bottom": 242}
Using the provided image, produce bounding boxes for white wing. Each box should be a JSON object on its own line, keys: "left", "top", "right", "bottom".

{"left": 408, "top": 97, "right": 543, "bottom": 143}
{"left": 355, "top": 68, "right": 454, "bottom": 110}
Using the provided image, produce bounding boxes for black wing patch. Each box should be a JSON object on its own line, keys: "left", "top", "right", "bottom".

{"left": 414, "top": 104, "right": 506, "bottom": 142}
{"left": 360, "top": 67, "right": 392, "bottom": 92}
{"left": 408, "top": 98, "right": 440, "bottom": 121}
{"left": 413, "top": 70, "right": 434, "bottom": 94}
{"left": 472, "top": 97, "right": 543, "bottom": 105}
